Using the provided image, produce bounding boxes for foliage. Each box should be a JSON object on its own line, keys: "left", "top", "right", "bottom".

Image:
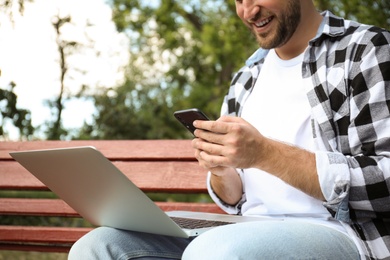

{"left": 0, "top": 1, "right": 35, "bottom": 140}
{"left": 80, "top": 0, "right": 389, "bottom": 140}
{"left": 45, "top": 15, "right": 91, "bottom": 140}
{"left": 314, "top": 0, "right": 390, "bottom": 30}
{"left": 0, "top": 0, "right": 99, "bottom": 140}
{"left": 2, "top": 1, "right": 390, "bottom": 140}
{"left": 78, "top": 0, "right": 257, "bottom": 140}
{"left": 0, "top": 81, "right": 34, "bottom": 140}
{"left": 0, "top": 0, "right": 33, "bottom": 23}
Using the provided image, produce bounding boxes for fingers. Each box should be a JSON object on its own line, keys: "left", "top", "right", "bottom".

{"left": 193, "top": 116, "right": 246, "bottom": 135}
{"left": 191, "top": 116, "right": 259, "bottom": 169}
{"left": 193, "top": 129, "right": 223, "bottom": 146}
{"left": 193, "top": 118, "right": 233, "bottom": 144}
{"left": 192, "top": 138, "right": 227, "bottom": 168}
{"left": 193, "top": 120, "right": 225, "bottom": 134}
{"left": 198, "top": 151, "right": 225, "bottom": 168}
{"left": 192, "top": 137, "right": 223, "bottom": 156}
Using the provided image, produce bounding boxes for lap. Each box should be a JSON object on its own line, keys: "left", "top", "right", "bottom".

{"left": 183, "top": 220, "right": 359, "bottom": 260}
{"left": 69, "top": 220, "right": 359, "bottom": 260}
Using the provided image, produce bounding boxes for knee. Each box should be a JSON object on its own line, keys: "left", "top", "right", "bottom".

{"left": 68, "top": 227, "right": 118, "bottom": 259}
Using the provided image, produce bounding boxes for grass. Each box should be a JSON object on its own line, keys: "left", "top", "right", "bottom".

{"left": 0, "top": 251, "right": 68, "bottom": 260}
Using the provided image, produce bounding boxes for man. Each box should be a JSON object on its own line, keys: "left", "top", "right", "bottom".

{"left": 69, "top": 0, "right": 390, "bottom": 259}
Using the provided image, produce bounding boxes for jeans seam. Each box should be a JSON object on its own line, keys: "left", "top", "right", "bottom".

{"left": 119, "top": 249, "right": 182, "bottom": 260}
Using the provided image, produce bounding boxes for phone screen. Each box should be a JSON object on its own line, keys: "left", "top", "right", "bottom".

{"left": 174, "top": 108, "right": 210, "bottom": 135}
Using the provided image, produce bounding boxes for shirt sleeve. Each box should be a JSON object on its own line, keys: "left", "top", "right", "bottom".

{"left": 206, "top": 171, "right": 246, "bottom": 215}
{"left": 316, "top": 29, "right": 390, "bottom": 222}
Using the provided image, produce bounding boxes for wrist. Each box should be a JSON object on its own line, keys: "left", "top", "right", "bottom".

{"left": 254, "top": 137, "right": 275, "bottom": 170}
{"left": 210, "top": 167, "right": 228, "bottom": 177}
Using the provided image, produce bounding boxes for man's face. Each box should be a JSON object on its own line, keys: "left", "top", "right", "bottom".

{"left": 236, "top": 0, "right": 301, "bottom": 49}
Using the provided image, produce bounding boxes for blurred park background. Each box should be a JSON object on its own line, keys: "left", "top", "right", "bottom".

{"left": 0, "top": 0, "right": 389, "bottom": 258}
{"left": 1, "top": 0, "right": 389, "bottom": 142}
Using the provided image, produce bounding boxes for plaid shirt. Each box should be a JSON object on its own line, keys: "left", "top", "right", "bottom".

{"left": 220, "top": 11, "right": 390, "bottom": 259}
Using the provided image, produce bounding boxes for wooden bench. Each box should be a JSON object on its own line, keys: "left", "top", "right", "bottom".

{"left": 0, "top": 140, "right": 223, "bottom": 253}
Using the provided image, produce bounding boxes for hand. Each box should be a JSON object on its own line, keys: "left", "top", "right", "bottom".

{"left": 192, "top": 116, "right": 323, "bottom": 200}
{"left": 191, "top": 116, "right": 265, "bottom": 169}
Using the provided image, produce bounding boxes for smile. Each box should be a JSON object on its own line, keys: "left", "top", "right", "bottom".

{"left": 254, "top": 16, "right": 274, "bottom": 28}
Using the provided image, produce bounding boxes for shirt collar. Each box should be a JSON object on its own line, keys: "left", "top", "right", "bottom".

{"left": 315, "top": 11, "right": 346, "bottom": 38}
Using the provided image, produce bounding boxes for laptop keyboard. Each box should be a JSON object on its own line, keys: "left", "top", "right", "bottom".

{"left": 170, "top": 217, "right": 233, "bottom": 229}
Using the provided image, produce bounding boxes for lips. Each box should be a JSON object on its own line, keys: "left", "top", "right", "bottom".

{"left": 254, "top": 16, "right": 274, "bottom": 28}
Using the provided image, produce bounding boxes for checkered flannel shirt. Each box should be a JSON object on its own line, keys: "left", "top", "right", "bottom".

{"left": 220, "top": 11, "right": 390, "bottom": 259}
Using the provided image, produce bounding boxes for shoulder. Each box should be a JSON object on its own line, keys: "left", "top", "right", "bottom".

{"left": 320, "top": 11, "right": 390, "bottom": 47}
{"left": 313, "top": 11, "right": 390, "bottom": 64}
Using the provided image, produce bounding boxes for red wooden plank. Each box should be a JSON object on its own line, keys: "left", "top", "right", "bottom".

{"left": 0, "top": 198, "right": 223, "bottom": 216}
{"left": 117, "top": 161, "right": 208, "bottom": 192}
{"left": 0, "top": 226, "right": 91, "bottom": 243}
{"left": 0, "top": 161, "right": 46, "bottom": 190}
{"left": 0, "top": 161, "right": 208, "bottom": 192}
{"left": 0, "top": 140, "right": 196, "bottom": 160}
{"left": 0, "top": 198, "right": 78, "bottom": 216}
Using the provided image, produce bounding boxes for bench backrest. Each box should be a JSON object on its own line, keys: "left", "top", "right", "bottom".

{"left": 0, "top": 140, "right": 223, "bottom": 253}
{"left": 1, "top": 140, "right": 206, "bottom": 192}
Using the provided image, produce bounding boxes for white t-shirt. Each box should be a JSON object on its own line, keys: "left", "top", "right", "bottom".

{"left": 238, "top": 49, "right": 346, "bottom": 232}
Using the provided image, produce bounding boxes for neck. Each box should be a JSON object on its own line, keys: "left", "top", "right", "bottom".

{"left": 275, "top": 4, "right": 323, "bottom": 60}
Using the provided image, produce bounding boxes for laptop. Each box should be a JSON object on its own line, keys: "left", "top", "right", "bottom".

{"left": 10, "top": 146, "right": 272, "bottom": 238}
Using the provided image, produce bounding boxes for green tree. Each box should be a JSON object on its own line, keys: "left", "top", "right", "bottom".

{"left": 79, "top": 0, "right": 257, "bottom": 139}
{"left": 0, "top": 1, "right": 35, "bottom": 140}
{"left": 44, "top": 15, "right": 73, "bottom": 140}
{"left": 0, "top": 81, "right": 34, "bottom": 140}
{"left": 78, "top": 0, "right": 389, "bottom": 140}
{"left": 45, "top": 13, "right": 100, "bottom": 140}
{"left": 314, "top": 0, "right": 389, "bottom": 30}
{"left": 1, "top": 0, "right": 33, "bottom": 23}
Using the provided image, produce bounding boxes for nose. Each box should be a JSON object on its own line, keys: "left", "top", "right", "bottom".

{"left": 240, "top": 0, "right": 261, "bottom": 22}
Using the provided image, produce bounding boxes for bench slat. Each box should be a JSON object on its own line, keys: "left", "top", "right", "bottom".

{"left": 0, "top": 161, "right": 208, "bottom": 193}
{"left": 0, "top": 198, "right": 224, "bottom": 216}
{"left": 0, "top": 198, "right": 78, "bottom": 216}
{"left": 0, "top": 226, "right": 92, "bottom": 244}
{"left": 0, "top": 140, "right": 195, "bottom": 160}
{"left": 0, "top": 140, "right": 224, "bottom": 253}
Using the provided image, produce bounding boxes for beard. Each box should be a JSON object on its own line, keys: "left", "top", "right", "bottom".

{"left": 252, "top": 0, "right": 301, "bottom": 49}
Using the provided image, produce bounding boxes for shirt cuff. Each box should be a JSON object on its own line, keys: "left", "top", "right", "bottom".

{"left": 315, "top": 151, "right": 351, "bottom": 222}
{"left": 206, "top": 171, "right": 245, "bottom": 215}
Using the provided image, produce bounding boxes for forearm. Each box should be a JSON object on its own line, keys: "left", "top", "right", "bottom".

{"left": 193, "top": 117, "right": 325, "bottom": 201}
{"left": 256, "top": 137, "right": 324, "bottom": 200}
{"left": 209, "top": 167, "right": 243, "bottom": 206}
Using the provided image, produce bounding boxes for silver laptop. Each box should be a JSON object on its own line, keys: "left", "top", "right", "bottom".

{"left": 10, "top": 146, "right": 270, "bottom": 238}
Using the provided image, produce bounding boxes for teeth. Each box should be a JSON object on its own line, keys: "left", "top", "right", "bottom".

{"left": 255, "top": 17, "right": 272, "bottom": 27}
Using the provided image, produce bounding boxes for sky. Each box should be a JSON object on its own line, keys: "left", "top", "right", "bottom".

{"left": 0, "top": 0, "right": 129, "bottom": 140}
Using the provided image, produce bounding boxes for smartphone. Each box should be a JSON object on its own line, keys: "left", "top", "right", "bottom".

{"left": 174, "top": 108, "right": 210, "bottom": 135}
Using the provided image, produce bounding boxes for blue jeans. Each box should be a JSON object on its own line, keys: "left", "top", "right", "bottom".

{"left": 68, "top": 220, "right": 359, "bottom": 259}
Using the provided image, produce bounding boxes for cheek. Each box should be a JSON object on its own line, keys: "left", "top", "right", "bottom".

{"left": 236, "top": 5, "right": 244, "bottom": 21}
{"left": 236, "top": 7, "right": 251, "bottom": 29}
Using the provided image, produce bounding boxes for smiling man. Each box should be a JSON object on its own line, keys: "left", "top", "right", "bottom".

{"left": 69, "top": 1, "right": 390, "bottom": 259}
